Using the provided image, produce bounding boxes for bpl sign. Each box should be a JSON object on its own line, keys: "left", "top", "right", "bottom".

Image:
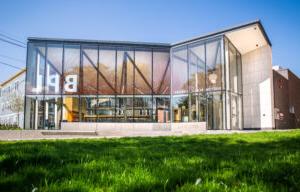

{"left": 32, "top": 74, "right": 78, "bottom": 93}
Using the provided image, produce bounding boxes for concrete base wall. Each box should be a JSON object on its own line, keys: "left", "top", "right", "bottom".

{"left": 0, "top": 122, "right": 207, "bottom": 140}
{"left": 242, "top": 45, "right": 275, "bottom": 129}
{"left": 61, "top": 122, "right": 206, "bottom": 134}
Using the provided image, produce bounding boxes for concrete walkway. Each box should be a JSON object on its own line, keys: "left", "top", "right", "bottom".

{"left": 0, "top": 129, "right": 295, "bottom": 141}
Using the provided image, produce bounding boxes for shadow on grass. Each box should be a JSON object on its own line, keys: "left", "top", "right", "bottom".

{"left": 0, "top": 131, "right": 300, "bottom": 191}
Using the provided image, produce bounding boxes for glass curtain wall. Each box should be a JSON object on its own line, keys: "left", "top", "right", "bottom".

{"left": 171, "top": 36, "right": 243, "bottom": 130}
{"left": 25, "top": 41, "right": 170, "bottom": 129}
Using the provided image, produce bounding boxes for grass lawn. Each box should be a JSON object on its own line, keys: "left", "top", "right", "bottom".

{"left": 0, "top": 130, "right": 300, "bottom": 191}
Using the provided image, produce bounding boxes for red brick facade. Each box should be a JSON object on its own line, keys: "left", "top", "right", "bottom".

{"left": 273, "top": 68, "right": 300, "bottom": 129}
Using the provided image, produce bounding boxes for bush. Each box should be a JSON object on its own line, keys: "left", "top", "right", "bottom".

{"left": 0, "top": 123, "right": 21, "bottom": 130}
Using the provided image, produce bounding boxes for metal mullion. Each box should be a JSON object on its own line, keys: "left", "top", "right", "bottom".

{"left": 97, "top": 45, "right": 100, "bottom": 122}
{"left": 204, "top": 42, "right": 208, "bottom": 130}
{"left": 115, "top": 49, "right": 117, "bottom": 121}
{"left": 151, "top": 49, "right": 154, "bottom": 122}
{"left": 222, "top": 37, "right": 228, "bottom": 130}
{"left": 60, "top": 43, "right": 65, "bottom": 129}
{"left": 79, "top": 44, "right": 83, "bottom": 122}
{"left": 42, "top": 43, "right": 48, "bottom": 130}
{"left": 24, "top": 42, "right": 31, "bottom": 129}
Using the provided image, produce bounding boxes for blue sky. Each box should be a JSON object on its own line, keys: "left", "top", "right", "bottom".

{"left": 0, "top": 0, "right": 299, "bottom": 82}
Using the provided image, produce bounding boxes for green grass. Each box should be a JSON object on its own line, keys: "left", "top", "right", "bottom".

{"left": 1, "top": 130, "right": 300, "bottom": 192}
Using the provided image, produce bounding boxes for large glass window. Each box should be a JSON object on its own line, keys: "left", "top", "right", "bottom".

{"left": 80, "top": 96, "right": 98, "bottom": 122}
{"left": 45, "top": 44, "right": 63, "bottom": 94}
{"left": 24, "top": 96, "right": 44, "bottom": 129}
{"left": 62, "top": 96, "right": 79, "bottom": 122}
{"left": 153, "top": 96, "right": 170, "bottom": 123}
{"left": 82, "top": 45, "right": 98, "bottom": 94}
{"left": 44, "top": 96, "right": 62, "bottom": 129}
{"left": 189, "top": 42, "right": 205, "bottom": 92}
{"left": 172, "top": 46, "right": 188, "bottom": 94}
{"left": 117, "top": 50, "right": 134, "bottom": 94}
{"left": 134, "top": 49, "right": 152, "bottom": 95}
{"left": 206, "top": 39, "right": 223, "bottom": 91}
{"left": 64, "top": 44, "right": 80, "bottom": 95}
{"left": 99, "top": 48, "right": 116, "bottom": 95}
{"left": 116, "top": 96, "right": 133, "bottom": 122}
{"left": 26, "top": 43, "right": 46, "bottom": 94}
{"left": 229, "top": 43, "right": 238, "bottom": 93}
{"left": 153, "top": 51, "right": 170, "bottom": 94}
{"left": 97, "top": 96, "right": 116, "bottom": 122}
{"left": 133, "top": 96, "right": 152, "bottom": 122}
{"left": 172, "top": 95, "right": 189, "bottom": 122}
{"left": 207, "top": 92, "right": 224, "bottom": 130}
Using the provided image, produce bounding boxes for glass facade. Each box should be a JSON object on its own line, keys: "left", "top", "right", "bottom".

{"left": 25, "top": 41, "right": 170, "bottom": 129}
{"left": 171, "top": 36, "right": 243, "bottom": 130}
{"left": 25, "top": 36, "right": 242, "bottom": 130}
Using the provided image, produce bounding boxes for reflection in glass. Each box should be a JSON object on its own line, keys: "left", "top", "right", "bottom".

{"left": 45, "top": 44, "right": 63, "bottom": 94}
{"left": 135, "top": 50, "right": 152, "bottom": 95}
{"left": 97, "top": 96, "right": 115, "bottom": 122}
{"left": 44, "top": 96, "right": 62, "bottom": 129}
{"left": 206, "top": 39, "right": 223, "bottom": 91}
{"left": 62, "top": 96, "right": 79, "bottom": 122}
{"left": 82, "top": 45, "right": 98, "bottom": 94}
{"left": 172, "top": 95, "right": 189, "bottom": 122}
{"left": 80, "top": 96, "right": 98, "bottom": 122}
{"left": 24, "top": 96, "right": 45, "bottom": 129}
{"left": 64, "top": 44, "right": 80, "bottom": 94}
{"left": 207, "top": 92, "right": 223, "bottom": 130}
{"left": 172, "top": 46, "right": 188, "bottom": 94}
{"left": 133, "top": 96, "right": 152, "bottom": 122}
{"left": 117, "top": 50, "right": 134, "bottom": 94}
{"left": 153, "top": 51, "right": 170, "bottom": 94}
{"left": 153, "top": 96, "right": 170, "bottom": 123}
{"left": 116, "top": 96, "right": 133, "bottom": 122}
{"left": 189, "top": 42, "right": 205, "bottom": 92}
{"left": 229, "top": 43, "right": 238, "bottom": 93}
{"left": 189, "top": 93, "right": 206, "bottom": 122}
{"left": 26, "top": 43, "right": 46, "bottom": 94}
{"left": 99, "top": 49, "right": 116, "bottom": 95}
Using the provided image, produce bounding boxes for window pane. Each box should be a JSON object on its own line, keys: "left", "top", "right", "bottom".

{"left": 153, "top": 96, "right": 170, "bottom": 123}
{"left": 80, "top": 96, "right": 98, "bottom": 122}
{"left": 189, "top": 93, "right": 206, "bottom": 122}
{"left": 24, "top": 96, "right": 44, "bottom": 129}
{"left": 189, "top": 43, "right": 205, "bottom": 92}
{"left": 64, "top": 44, "right": 80, "bottom": 94}
{"left": 62, "top": 96, "right": 79, "bottom": 122}
{"left": 26, "top": 43, "right": 46, "bottom": 94}
{"left": 133, "top": 96, "right": 152, "bottom": 122}
{"left": 45, "top": 44, "right": 63, "bottom": 94}
{"left": 117, "top": 50, "right": 134, "bottom": 94}
{"left": 82, "top": 45, "right": 98, "bottom": 94}
{"left": 116, "top": 96, "right": 133, "bottom": 122}
{"left": 97, "top": 96, "right": 115, "bottom": 122}
{"left": 206, "top": 39, "right": 223, "bottom": 91}
{"left": 44, "top": 96, "right": 62, "bottom": 129}
{"left": 237, "top": 52, "right": 242, "bottom": 93}
{"left": 207, "top": 92, "right": 223, "bottom": 129}
{"left": 153, "top": 51, "right": 170, "bottom": 94}
{"left": 229, "top": 43, "right": 238, "bottom": 93}
{"left": 134, "top": 50, "right": 152, "bottom": 95}
{"left": 99, "top": 48, "right": 116, "bottom": 95}
{"left": 172, "top": 95, "right": 189, "bottom": 122}
{"left": 172, "top": 46, "right": 188, "bottom": 94}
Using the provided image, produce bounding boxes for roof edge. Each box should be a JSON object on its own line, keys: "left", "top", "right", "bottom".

{"left": 0, "top": 68, "right": 26, "bottom": 87}
{"left": 27, "top": 37, "right": 171, "bottom": 48}
{"left": 172, "top": 20, "right": 272, "bottom": 47}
